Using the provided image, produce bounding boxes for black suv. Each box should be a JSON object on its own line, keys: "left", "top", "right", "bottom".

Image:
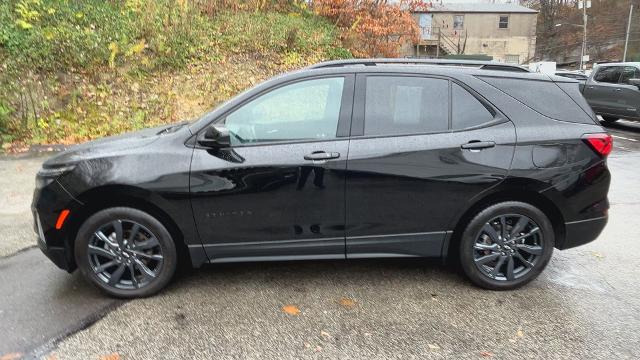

{"left": 33, "top": 59, "right": 611, "bottom": 298}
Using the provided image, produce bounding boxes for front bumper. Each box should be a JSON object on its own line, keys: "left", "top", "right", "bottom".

{"left": 32, "top": 178, "right": 82, "bottom": 272}
{"left": 34, "top": 210, "right": 73, "bottom": 271}
{"left": 559, "top": 215, "right": 608, "bottom": 250}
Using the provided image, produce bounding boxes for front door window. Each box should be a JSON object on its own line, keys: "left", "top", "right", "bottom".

{"left": 225, "top": 77, "right": 345, "bottom": 145}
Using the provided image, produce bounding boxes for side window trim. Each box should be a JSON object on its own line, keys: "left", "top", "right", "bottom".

{"left": 197, "top": 73, "right": 355, "bottom": 148}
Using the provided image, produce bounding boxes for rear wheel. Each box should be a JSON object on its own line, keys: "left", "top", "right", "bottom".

{"left": 601, "top": 116, "right": 619, "bottom": 122}
{"left": 75, "top": 207, "right": 177, "bottom": 298}
{"left": 459, "top": 201, "right": 554, "bottom": 290}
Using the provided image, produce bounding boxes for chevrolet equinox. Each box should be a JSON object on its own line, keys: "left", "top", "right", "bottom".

{"left": 33, "top": 59, "right": 611, "bottom": 297}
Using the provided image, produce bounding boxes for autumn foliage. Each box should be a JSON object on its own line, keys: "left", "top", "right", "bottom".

{"left": 312, "top": 0, "right": 428, "bottom": 57}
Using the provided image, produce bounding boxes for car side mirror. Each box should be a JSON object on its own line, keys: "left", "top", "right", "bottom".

{"left": 628, "top": 78, "right": 640, "bottom": 89}
{"left": 197, "top": 125, "right": 230, "bottom": 149}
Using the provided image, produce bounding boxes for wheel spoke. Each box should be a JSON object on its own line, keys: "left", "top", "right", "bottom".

{"left": 136, "top": 237, "right": 159, "bottom": 250}
{"left": 128, "top": 262, "right": 139, "bottom": 288}
{"left": 134, "top": 258, "right": 157, "bottom": 279}
{"left": 475, "top": 252, "right": 500, "bottom": 265}
{"left": 130, "top": 250, "right": 163, "bottom": 261}
{"left": 112, "top": 220, "right": 124, "bottom": 247}
{"left": 95, "top": 230, "right": 118, "bottom": 249}
{"left": 490, "top": 255, "right": 507, "bottom": 277}
{"left": 88, "top": 244, "right": 116, "bottom": 259}
{"left": 499, "top": 216, "right": 507, "bottom": 240}
{"left": 108, "top": 264, "right": 126, "bottom": 286}
{"left": 474, "top": 243, "right": 499, "bottom": 252}
{"left": 482, "top": 224, "right": 502, "bottom": 245}
{"left": 506, "top": 256, "right": 515, "bottom": 280}
{"left": 510, "top": 216, "right": 529, "bottom": 238}
{"left": 513, "top": 251, "right": 534, "bottom": 268}
{"left": 512, "top": 227, "right": 540, "bottom": 242}
{"left": 128, "top": 223, "right": 140, "bottom": 242}
{"left": 515, "top": 244, "right": 543, "bottom": 256}
{"left": 94, "top": 260, "right": 118, "bottom": 273}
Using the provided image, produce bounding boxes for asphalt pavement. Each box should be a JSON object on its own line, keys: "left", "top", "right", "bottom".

{"left": 1, "top": 119, "right": 639, "bottom": 359}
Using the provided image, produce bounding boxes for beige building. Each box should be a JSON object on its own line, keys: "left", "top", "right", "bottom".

{"left": 403, "top": 3, "right": 538, "bottom": 64}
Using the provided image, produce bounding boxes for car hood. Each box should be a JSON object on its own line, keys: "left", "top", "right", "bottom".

{"left": 43, "top": 122, "right": 190, "bottom": 168}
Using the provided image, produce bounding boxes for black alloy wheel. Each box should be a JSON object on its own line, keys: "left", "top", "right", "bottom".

{"left": 459, "top": 202, "right": 554, "bottom": 290}
{"left": 75, "top": 207, "right": 177, "bottom": 298}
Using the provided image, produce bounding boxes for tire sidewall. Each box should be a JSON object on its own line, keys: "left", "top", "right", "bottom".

{"left": 459, "top": 201, "right": 555, "bottom": 290}
{"left": 75, "top": 207, "right": 177, "bottom": 298}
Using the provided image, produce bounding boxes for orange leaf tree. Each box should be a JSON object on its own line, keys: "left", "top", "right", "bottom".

{"left": 312, "top": 0, "right": 429, "bottom": 57}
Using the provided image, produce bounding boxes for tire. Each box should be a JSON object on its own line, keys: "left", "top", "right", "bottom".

{"left": 601, "top": 116, "right": 619, "bottom": 122}
{"left": 459, "top": 201, "right": 554, "bottom": 290}
{"left": 75, "top": 207, "right": 177, "bottom": 298}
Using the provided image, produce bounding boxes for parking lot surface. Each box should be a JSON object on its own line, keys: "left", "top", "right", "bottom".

{"left": 1, "top": 119, "right": 639, "bottom": 359}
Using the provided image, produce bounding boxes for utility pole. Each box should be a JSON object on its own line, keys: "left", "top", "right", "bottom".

{"left": 579, "top": 0, "right": 588, "bottom": 71}
{"left": 624, "top": 4, "right": 634, "bottom": 62}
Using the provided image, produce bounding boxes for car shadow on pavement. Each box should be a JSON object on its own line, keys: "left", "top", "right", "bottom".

{"left": 170, "top": 257, "right": 467, "bottom": 295}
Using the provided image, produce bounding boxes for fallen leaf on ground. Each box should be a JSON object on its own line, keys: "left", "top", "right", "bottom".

{"left": 320, "top": 330, "right": 331, "bottom": 338}
{"left": 282, "top": 304, "right": 301, "bottom": 316}
{"left": 516, "top": 329, "right": 524, "bottom": 338}
{"left": 99, "top": 354, "right": 121, "bottom": 360}
{"left": 338, "top": 297, "right": 357, "bottom": 309}
{"left": 0, "top": 353, "right": 23, "bottom": 360}
{"left": 480, "top": 351, "right": 494, "bottom": 358}
{"left": 428, "top": 344, "right": 440, "bottom": 350}
{"left": 591, "top": 251, "right": 604, "bottom": 259}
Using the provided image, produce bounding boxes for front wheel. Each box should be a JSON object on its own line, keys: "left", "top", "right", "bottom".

{"left": 459, "top": 202, "right": 554, "bottom": 290}
{"left": 75, "top": 207, "right": 177, "bottom": 298}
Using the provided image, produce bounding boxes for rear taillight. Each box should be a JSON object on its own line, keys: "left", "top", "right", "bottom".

{"left": 582, "top": 133, "right": 613, "bottom": 157}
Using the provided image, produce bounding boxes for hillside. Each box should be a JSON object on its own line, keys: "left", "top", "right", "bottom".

{"left": 0, "top": 0, "right": 351, "bottom": 151}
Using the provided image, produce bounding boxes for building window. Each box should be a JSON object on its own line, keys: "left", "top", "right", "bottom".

{"left": 499, "top": 15, "right": 509, "bottom": 29}
{"left": 453, "top": 15, "right": 464, "bottom": 30}
{"left": 505, "top": 55, "right": 520, "bottom": 64}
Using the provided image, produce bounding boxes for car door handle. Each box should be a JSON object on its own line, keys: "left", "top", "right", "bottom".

{"left": 304, "top": 152, "right": 340, "bottom": 161}
{"left": 461, "top": 141, "right": 496, "bottom": 150}
{"left": 614, "top": 88, "right": 623, "bottom": 92}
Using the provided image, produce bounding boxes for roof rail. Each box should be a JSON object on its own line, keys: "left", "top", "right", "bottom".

{"left": 308, "top": 58, "right": 530, "bottom": 72}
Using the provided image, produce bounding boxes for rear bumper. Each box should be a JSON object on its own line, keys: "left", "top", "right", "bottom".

{"left": 559, "top": 215, "right": 608, "bottom": 250}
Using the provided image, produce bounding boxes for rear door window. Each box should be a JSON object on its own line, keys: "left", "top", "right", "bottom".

{"left": 594, "top": 66, "right": 622, "bottom": 83}
{"left": 363, "top": 76, "right": 449, "bottom": 136}
{"left": 452, "top": 83, "right": 494, "bottom": 129}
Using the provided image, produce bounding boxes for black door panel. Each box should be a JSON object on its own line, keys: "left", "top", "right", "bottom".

{"left": 345, "top": 125, "right": 515, "bottom": 258}
{"left": 190, "top": 141, "right": 349, "bottom": 261}
{"left": 189, "top": 74, "right": 354, "bottom": 262}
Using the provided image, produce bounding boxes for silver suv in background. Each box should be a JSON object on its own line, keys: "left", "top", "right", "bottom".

{"left": 582, "top": 62, "right": 640, "bottom": 122}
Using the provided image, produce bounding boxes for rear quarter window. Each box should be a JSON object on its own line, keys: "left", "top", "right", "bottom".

{"left": 452, "top": 83, "right": 494, "bottom": 129}
{"left": 478, "top": 76, "right": 596, "bottom": 124}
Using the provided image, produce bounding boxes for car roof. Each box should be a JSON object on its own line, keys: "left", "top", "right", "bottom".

{"left": 594, "top": 62, "right": 640, "bottom": 67}
{"left": 308, "top": 58, "right": 530, "bottom": 73}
